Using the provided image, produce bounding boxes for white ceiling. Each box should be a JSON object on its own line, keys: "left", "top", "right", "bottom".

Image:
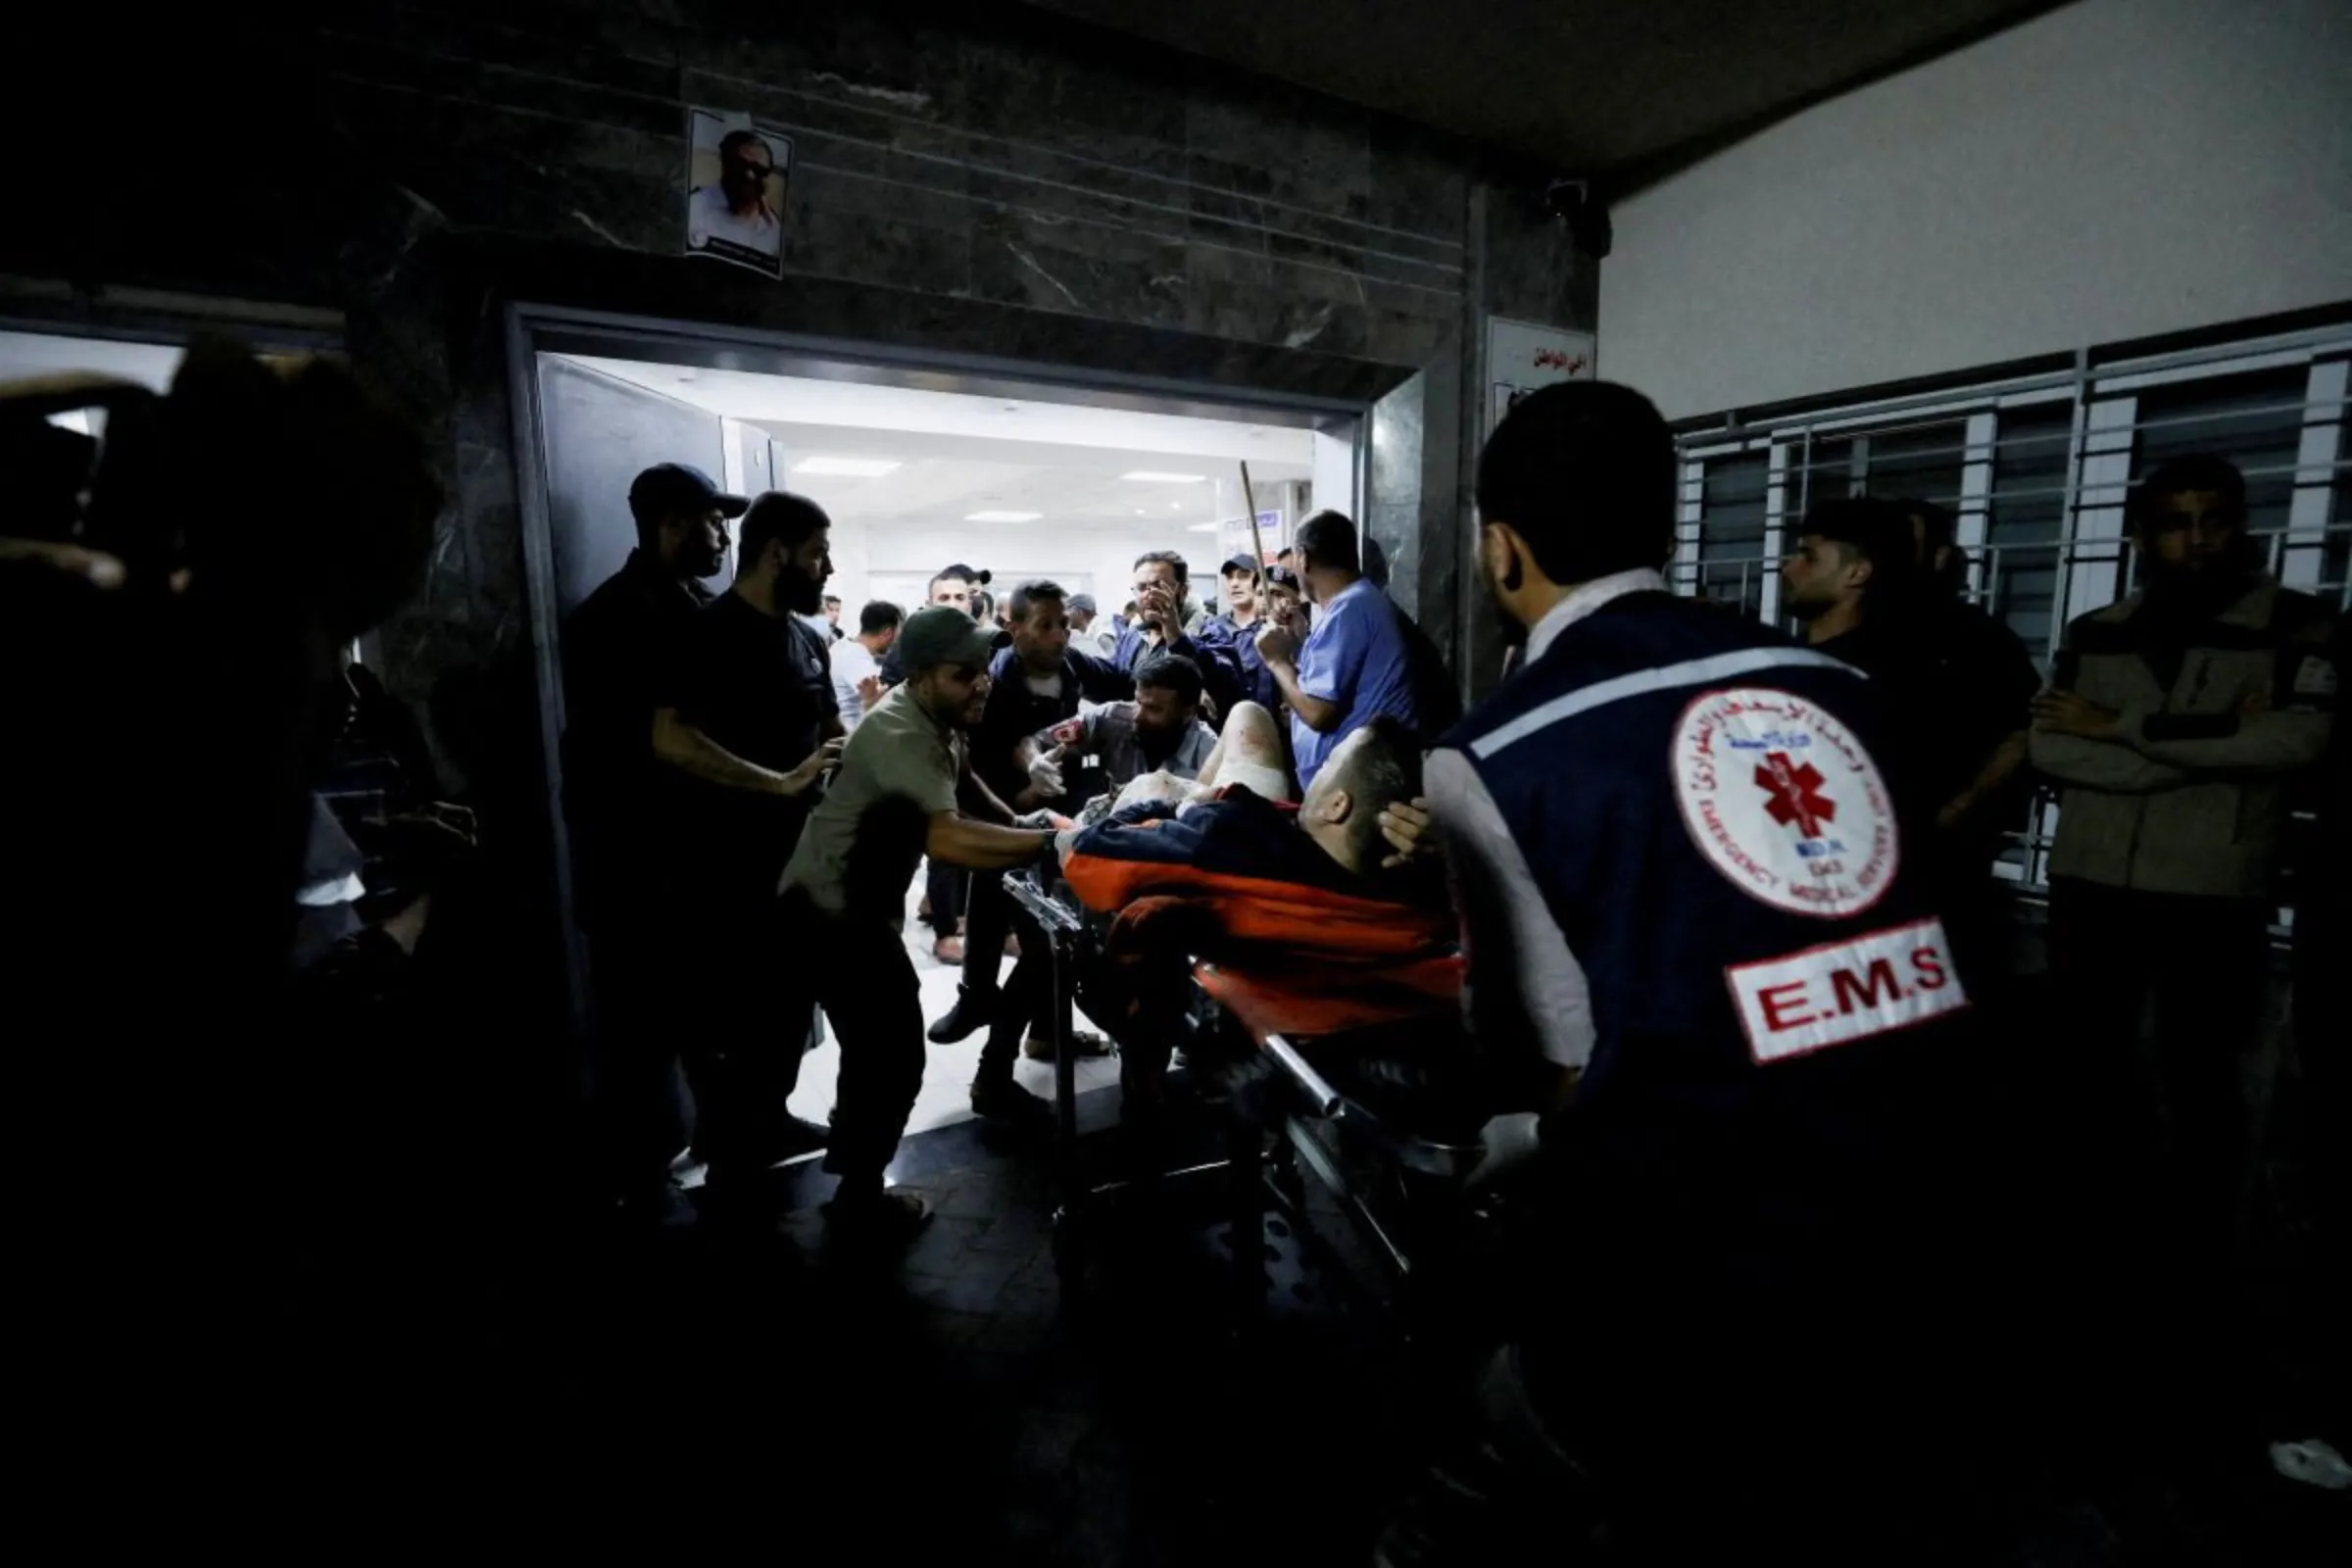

{"left": 0, "top": 330, "right": 183, "bottom": 390}
{"left": 562, "top": 355, "right": 1313, "bottom": 536}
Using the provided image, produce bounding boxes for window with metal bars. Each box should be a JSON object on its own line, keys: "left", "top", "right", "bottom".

{"left": 1672, "top": 319, "right": 2350, "bottom": 905}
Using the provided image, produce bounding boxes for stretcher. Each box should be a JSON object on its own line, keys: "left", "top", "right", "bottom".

{"left": 1001, "top": 870, "right": 1494, "bottom": 1329}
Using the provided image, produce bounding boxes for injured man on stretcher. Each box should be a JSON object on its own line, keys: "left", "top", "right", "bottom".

{"left": 1054, "top": 711, "right": 1471, "bottom": 1152}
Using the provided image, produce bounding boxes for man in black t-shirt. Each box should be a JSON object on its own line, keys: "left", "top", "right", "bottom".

{"left": 562, "top": 462, "right": 744, "bottom": 1215}
{"left": 1783, "top": 496, "right": 2040, "bottom": 995}
{"left": 654, "top": 491, "right": 846, "bottom": 1188}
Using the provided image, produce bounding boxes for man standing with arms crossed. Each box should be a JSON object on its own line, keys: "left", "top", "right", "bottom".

{"left": 778, "top": 606, "right": 1066, "bottom": 1243}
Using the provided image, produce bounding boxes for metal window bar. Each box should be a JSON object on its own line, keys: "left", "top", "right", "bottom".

{"left": 1673, "top": 328, "right": 2352, "bottom": 907}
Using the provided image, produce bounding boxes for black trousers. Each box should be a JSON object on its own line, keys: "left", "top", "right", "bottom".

{"left": 693, "top": 887, "right": 817, "bottom": 1185}
{"left": 959, "top": 868, "right": 1055, "bottom": 1041}
{"left": 586, "top": 906, "right": 699, "bottom": 1202}
{"left": 2289, "top": 884, "right": 2350, "bottom": 1435}
{"left": 1929, "top": 839, "right": 2014, "bottom": 1009}
{"left": 2046, "top": 879, "right": 2271, "bottom": 1238}
{"left": 2046, "top": 877, "right": 2274, "bottom": 1445}
{"left": 777, "top": 895, "right": 927, "bottom": 1190}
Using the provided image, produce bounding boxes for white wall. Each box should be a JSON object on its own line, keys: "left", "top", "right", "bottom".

{"left": 1599, "top": 0, "right": 2352, "bottom": 419}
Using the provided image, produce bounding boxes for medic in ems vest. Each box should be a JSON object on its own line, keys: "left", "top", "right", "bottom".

{"left": 1407, "top": 381, "right": 1989, "bottom": 1555}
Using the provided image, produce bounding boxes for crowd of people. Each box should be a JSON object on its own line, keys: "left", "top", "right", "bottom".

{"left": 559, "top": 457, "right": 1462, "bottom": 1239}
{"left": 7, "top": 344, "right": 2340, "bottom": 1553}
{"left": 552, "top": 376, "right": 2346, "bottom": 1549}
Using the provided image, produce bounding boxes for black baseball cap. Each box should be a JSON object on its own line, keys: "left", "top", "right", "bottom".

{"left": 1220, "top": 553, "right": 1261, "bottom": 575}
{"left": 628, "top": 463, "right": 749, "bottom": 520}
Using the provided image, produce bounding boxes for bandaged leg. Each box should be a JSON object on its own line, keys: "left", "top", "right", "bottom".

{"left": 1197, "top": 700, "right": 1293, "bottom": 802}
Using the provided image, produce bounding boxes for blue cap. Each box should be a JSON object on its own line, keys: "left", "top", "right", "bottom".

{"left": 627, "top": 463, "right": 748, "bottom": 519}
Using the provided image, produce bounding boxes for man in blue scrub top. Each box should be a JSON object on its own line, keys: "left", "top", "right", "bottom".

{"left": 1255, "top": 510, "right": 1450, "bottom": 790}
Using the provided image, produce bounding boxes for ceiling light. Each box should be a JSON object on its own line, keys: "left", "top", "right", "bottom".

{"left": 964, "top": 511, "right": 1042, "bottom": 523}
{"left": 792, "top": 457, "right": 901, "bottom": 477}
{"left": 1186, "top": 521, "right": 1220, "bottom": 533}
{"left": 1121, "top": 471, "right": 1205, "bottom": 483}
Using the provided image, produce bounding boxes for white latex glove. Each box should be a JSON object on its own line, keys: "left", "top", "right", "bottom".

{"left": 1027, "top": 744, "right": 1067, "bottom": 799}
{"left": 1466, "top": 1112, "right": 1544, "bottom": 1190}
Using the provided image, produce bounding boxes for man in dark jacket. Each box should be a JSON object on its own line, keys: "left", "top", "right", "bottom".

{"left": 927, "top": 578, "right": 1131, "bottom": 1108}
{"left": 1112, "top": 550, "right": 1248, "bottom": 717}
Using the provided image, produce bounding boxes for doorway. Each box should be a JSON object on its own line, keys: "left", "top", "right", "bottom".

{"left": 511, "top": 305, "right": 1368, "bottom": 1141}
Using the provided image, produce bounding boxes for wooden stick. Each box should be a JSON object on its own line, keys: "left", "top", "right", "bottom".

{"left": 1238, "top": 461, "right": 1267, "bottom": 577}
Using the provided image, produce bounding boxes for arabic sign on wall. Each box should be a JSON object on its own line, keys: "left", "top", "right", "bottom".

{"left": 1215, "top": 510, "right": 1287, "bottom": 569}
{"left": 1485, "top": 316, "right": 1596, "bottom": 437}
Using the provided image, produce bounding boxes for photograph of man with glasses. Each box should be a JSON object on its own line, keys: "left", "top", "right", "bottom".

{"left": 685, "top": 113, "right": 790, "bottom": 276}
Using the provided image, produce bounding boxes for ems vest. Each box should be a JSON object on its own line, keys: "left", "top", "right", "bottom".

{"left": 1447, "top": 593, "right": 1970, "bottom": 1241}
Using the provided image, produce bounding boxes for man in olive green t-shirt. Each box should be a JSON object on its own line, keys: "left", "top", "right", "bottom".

{"left": 779, "top": 606, "right": 1064, "bottom": 1242}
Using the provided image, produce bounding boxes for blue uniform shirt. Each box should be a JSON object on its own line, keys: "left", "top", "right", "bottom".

{"left": 1292, "top": 577, "right": 1421, "bottom": 789}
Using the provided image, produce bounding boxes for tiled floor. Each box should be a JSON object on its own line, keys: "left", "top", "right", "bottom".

{"left": 236, "top": 1079, "right": 2350, "bottom": 1565}
{"left": 785, "top": 871, "right": 1122, "bottom": 1137}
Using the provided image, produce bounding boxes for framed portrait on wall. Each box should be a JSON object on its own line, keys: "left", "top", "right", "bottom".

{"left": 683, "top": 108, "right": 793, "bottom": 279}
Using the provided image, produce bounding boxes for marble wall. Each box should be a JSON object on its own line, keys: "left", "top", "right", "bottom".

{"left": 5, "top": 0, "right": 1599, "bottom": 934}
{"left": 209, "top": 0, "right": 1582, "bottom": 703}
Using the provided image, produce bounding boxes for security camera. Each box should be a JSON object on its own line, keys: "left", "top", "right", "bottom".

{"left": 1544, "top": 178, "right": 1611, "bottom": 261}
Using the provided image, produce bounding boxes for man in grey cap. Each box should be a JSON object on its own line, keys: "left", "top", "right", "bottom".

{"left": 560, "top": 461, "right": 750, "bottom": 1218}
{"left": 1066, "top": 592, "right": 1114, "bottom": 661}
{"left": 778, "top": 605, "right": 1067, "bottom": 1241}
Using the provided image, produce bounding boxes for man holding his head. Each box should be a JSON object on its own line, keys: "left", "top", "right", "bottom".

{"left": 1059, "top": 714, "right": 1446, "bottom": 1147}
{"left": 779, "top": 606, "right": 1068, "bottom": 1242}
{"left": 1112, "top": 550, "right": 1248, "bottom": 716}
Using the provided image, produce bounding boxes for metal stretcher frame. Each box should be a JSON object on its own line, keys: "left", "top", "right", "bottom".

{"left": 1003, "top": 871, "right": 1487, "bottom": 1324}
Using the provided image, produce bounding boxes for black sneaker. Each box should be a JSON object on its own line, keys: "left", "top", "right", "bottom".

{"left": 970, "top": 1077, "right": 1054, "bottom": 1127}
{"left": 927, "top": 986, "right": 997, "bottom": 1045}
{"left": 821, "top": 1188, "right": 933, "bottom": 1245}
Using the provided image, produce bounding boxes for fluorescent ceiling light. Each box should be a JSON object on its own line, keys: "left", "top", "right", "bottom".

{"left": 964, "top": 511, "right": 1043, "bottom": 523}
{"left": 1121, "top": 470, "right": 1205, "bottom": 483}
{"left": 1186, "top": 521, "right": 1221, "bottom": 533}
{"left": 793, "top": 457, "right": 901, "bottom": 477}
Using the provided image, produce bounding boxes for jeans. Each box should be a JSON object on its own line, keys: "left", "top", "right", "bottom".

{"left": 924, "top": 858, "right": 966, "bottom": 938}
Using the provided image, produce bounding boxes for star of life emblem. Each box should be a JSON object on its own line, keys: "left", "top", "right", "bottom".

{"left": 1671, "top": 687, "right": 1898, "bottom": 919}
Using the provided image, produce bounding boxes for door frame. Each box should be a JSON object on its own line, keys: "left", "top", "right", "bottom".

{"left": 506, "top": 301, "right": 1375, "bottom": 1032}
